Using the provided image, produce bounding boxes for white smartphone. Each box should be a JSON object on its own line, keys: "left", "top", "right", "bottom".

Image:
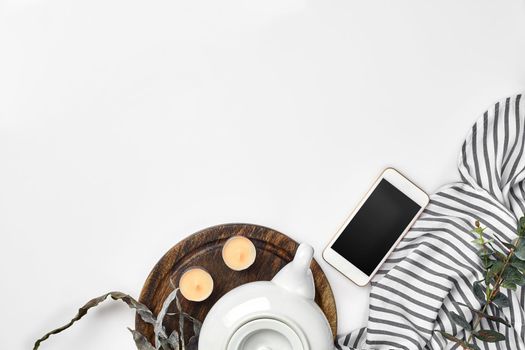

{"left": 323, "top": 168, "right": 429, "bottom": 286}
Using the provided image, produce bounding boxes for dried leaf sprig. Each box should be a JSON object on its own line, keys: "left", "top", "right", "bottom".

{"left": 440, "top": 217, "right": 525, "bottom": 350}
{"left": 33, "top": 287, "right": 201, "bottom": 350}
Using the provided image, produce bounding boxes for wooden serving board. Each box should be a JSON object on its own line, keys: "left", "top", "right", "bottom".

{"left": 136, "top": 223, "right": 337, "bottom": 343}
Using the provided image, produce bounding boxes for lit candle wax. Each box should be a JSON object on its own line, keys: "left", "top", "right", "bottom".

{"left": 222, "top": 236, "right": 257, "bottom": 271}
{"left": 179, "top": 267, "right": 214, "bottom": 302}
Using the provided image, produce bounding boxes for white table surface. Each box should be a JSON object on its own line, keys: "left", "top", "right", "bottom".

{"left": 1, "top": 1, "right": 525, "bottom": 349}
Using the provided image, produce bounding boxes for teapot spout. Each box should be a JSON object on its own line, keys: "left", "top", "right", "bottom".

{"left": 272, "top": 243, "right": 316, "bottom": 300}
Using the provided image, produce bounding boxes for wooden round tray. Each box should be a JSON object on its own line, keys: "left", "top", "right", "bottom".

{"left": 136, "top": 223, "right": 337, "bottom": 342}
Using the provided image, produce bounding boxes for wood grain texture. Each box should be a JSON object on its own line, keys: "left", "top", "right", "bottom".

{"left": 135, "top": 223, "right": 337, "bottom": 343}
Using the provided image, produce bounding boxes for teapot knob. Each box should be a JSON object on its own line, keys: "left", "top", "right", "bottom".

{"left": 271, "top": 243, "right": 315, "bottom": 300}
{"left": 293, "top": 244, "right": 314, "bottom": 270}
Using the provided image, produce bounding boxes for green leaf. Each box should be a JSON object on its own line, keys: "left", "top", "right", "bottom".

{"left": 502, "top": 265, "right": 525, "bottom": 286}
{"left": 488, "top": 261, "right": 505, "bottom": 278}
{"left": 455, "top": 302, "right": 512, "bottom": 327}
{"left": 502, "top": 281, "right": 517, "bottom": 291}
{"left": 518, "top": 216, "right": 525, "bottom": 236}
{"left": 439, "top": 331, "right": 457, "bottom": 342}
{"left": 510, "top": 257, "right": 525, "bottom": 272}
{"left": 450, "top": 312, "right": 472, "bottom": 331}
{"left": 474, "top": 329, "right": 506, "bottom": 342}
{"left": 439, "top": 332, "right": 468, "bottom": 349}
{"left": 478, "top": 249, "right": 494, "bottom": 258}
{"left": 473, "top": 282, "right": 487, "bottom": 304}
{"left": 483, "top": 259, "right": 494, "bottom": 270}
{"left": 472, "top": 237, "right": 485, "bottom": 245}
{"left": 472, "top": 238, "right": 494, "bottom": 246}
{"left": 514, "top": 244, "right": 525, "bottom": 260}
{"left": 492, "top": 291, "right": 510, "bottom": 308}
{"left": 439, "top": 331, "right": 481, "bottom": 350}
{"left": 478, "top": 312, "right": 511, "bottom": 327}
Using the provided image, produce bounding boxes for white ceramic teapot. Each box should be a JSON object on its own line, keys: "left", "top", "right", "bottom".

{"left": 198, "top": 244, "right": 334, "bottom": 350}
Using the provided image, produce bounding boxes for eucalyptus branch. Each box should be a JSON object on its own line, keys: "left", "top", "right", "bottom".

{"left": 440, "top": 217, "right": 525, "bottom": 350}
{"left": 467, "top": 235, "right": 519, "bottom": 343}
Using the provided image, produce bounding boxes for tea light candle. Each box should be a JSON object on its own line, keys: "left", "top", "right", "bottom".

{"left": 179, "top": 267, "right": 214, "bottom": 302}
{"left": 222, "top": 236, "right": 257, "bottom": 271}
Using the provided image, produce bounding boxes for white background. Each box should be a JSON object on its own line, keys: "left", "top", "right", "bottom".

{"left": 1, "top": 0, "right": 525, "bottom": 349}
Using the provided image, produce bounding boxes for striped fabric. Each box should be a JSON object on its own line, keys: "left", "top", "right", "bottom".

{"left": 337, "top": 95, "right": 525, "bottom": 350}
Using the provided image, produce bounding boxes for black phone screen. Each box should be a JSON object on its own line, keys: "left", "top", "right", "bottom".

{"left": 331, "top": 179, "right": 421, "bottom": 276}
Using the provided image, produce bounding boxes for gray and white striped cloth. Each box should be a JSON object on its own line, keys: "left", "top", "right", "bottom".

{"left": 337, "top": 94, "right": 525, "bottom": 350}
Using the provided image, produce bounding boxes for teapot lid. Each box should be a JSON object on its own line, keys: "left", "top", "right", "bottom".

{"left": 226, "top": 318, "right": 307, "bottom": 350}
